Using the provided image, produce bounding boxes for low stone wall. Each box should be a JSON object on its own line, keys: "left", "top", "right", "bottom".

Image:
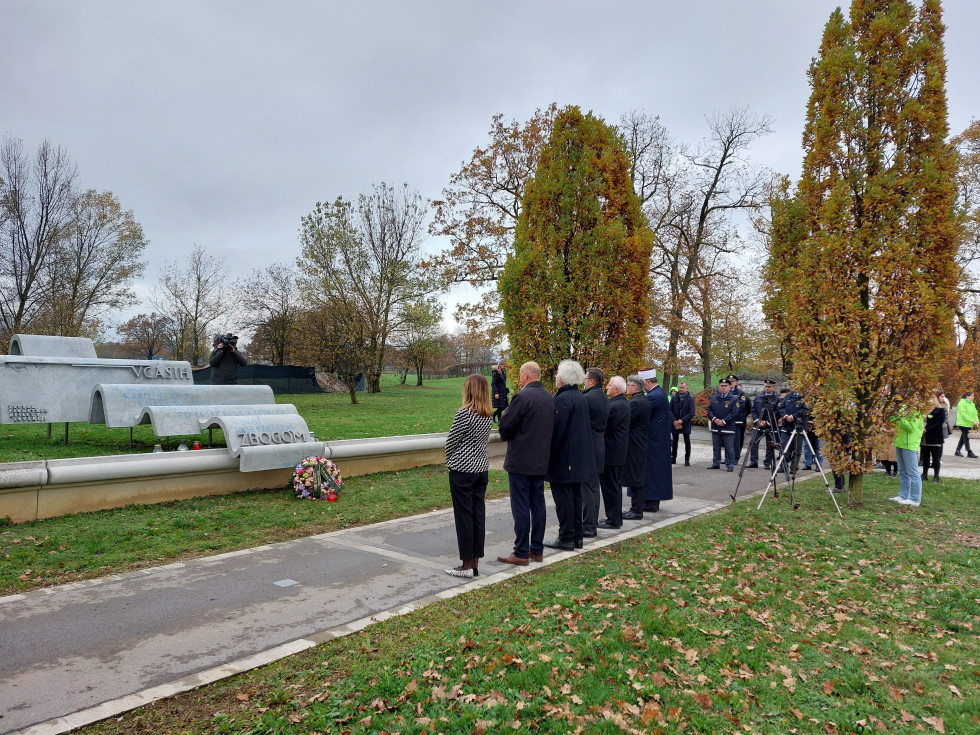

{"left": 0, "top": 434, "right": 506, "bottom": 524}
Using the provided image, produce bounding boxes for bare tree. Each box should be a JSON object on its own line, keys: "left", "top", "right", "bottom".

{"left": 298, "top": 183, "right": 432, "bottom": 392}
{"left": 237, "top": 262, "right": 302, "bottom": 366}
{"left": 153, "top": 244, "right": 227, "bottom": 365}
{"left": 643, "top": 108, "right": 773, "bottom": 389}
{"left": 0, "top": 137, "right": 78, "bottom": 345}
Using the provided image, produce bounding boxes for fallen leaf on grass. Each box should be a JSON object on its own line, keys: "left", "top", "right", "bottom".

{"left": 948, "top": 684, "right": 963, "bottom": 699}
{"left": 651, "top": 673, "right": 667, "bottom": 687}
{"left": 900, "top": 710, "right": 915, "bottom": 723}
{"left": 692, "top": 693, "right": 712, "bottom": 709}
{"left": 822, "top": 680, "right": 834, "bottom": 696}
{"left": 889, "top": 686, "right": 904, "bottom": 702}
{"left": 922, "top": 716, "right": 945, "bottom": 733}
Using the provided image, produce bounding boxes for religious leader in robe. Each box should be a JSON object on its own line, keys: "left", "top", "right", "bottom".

{"left": 640, "top": 369, "right": 673, "bottom": 512}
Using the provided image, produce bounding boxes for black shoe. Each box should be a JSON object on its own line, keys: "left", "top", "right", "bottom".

{"left": 727, "top": 467, "right": 734, "bottom": 472}
{"left": 954, "top": 451, "right": 963, "bottom": 457}
{"left": 543, "top": 539, "right": 575, "bottom": 551}
{"left": 582, "top": 530, "right": 598, "bottom": 538}
{"left": 684, "top": 460, "right": 690, "bottom": 466}
{"left": 707, "top": 465, "right": 720, "bottom": 470}
{"left": 574, "top": 539, "right": 584, "bottom": 549}
{"left": 921, "top": 473, "right": 928, "bottom": 482}
{"left": 803, "top": 465, "right": 812, "bottom": 470}
{"left": 969, "top": 453, "right": 979, "bottom": 459}
{"left": 622, "top": 510, "right": 644, "bottom": 520}
{"left": 763, "top": 464, "right": 771, "bottom": 470}
{"left": 931, "top": 477, "right": 940, "bottom": 483}
{"left": 748, "top": 463, "right": 758, "bottom": 469}
{"left": 597, "top": 519, "right": 622, "bottom": 529}
{"left": 644, "top": 501, "right": 660, "bottom": 512}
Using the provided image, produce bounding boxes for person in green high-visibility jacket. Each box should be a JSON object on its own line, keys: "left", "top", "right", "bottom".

{"left": 889, "top": 405, "right": 925, "bottom": 507}
{"left": 954, "top": 391, "right": 979, "bottom": 458}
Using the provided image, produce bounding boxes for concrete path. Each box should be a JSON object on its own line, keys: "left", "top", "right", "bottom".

{"left": 1, "top": 435, "right": 977, "bottom": 735}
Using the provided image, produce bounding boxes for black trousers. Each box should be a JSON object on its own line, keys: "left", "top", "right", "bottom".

{"left": 550, "top": 481, "right": 583, "bottom": 544}
{"left": 671, "top": 430, "right": 691, "bottom": 462}
{"left": 749, "top": 427, "right": 776, "bottom": 467}
{"left": 449, "top": 470, "right": 488, "bottom": 562}
{"left": 921, "top": 445, "right": 942, "bottom": 477}
{"left": 956, "top": 426, "right": 972, "bottom": 454}
{"left": 734, "top": 422, "right": 746, "bottom": 460}
{"left": 598, "top": 464, "right": 623, "bottom": 525}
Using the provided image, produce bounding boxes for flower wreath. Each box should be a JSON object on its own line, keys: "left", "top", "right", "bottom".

{"left": 292, "top": 456, "right": 343, "bottom": 501}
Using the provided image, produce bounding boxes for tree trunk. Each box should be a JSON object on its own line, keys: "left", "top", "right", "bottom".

{"left": 400, "top": 368, "right": 408, "bottom": 384}
{"left": 847, "top": 472, "right": 863, "bottom": 507}
{"left": 348, "top": 385, "right": 358, "bottom": 405}
{"left": 416, "top": 366, "right": 424, "bottom": 386}
{"left": 368, "top": 372, "right": 381, "bottom": 393}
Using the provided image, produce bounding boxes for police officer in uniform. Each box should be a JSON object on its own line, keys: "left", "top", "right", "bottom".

{"left": 748, "top": 379, "right": 779, "bottom": 469}
{"left": 727, "top": 374, "right": 750, "bottom": 462}
{"left": 707, "top": 378, "right": 739, "bottom": 471}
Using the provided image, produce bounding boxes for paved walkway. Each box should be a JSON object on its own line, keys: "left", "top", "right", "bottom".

{"left": 1, "top": 435, "right": 977, "bottom": 735}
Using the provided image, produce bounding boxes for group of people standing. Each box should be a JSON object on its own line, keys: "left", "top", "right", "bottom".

{"left": 443, "top": 361, "right": 680, "bottom": 576}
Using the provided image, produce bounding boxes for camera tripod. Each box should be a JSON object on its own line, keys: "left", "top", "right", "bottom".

{"left": 730, "top": 409, "right": 784, "bottom": 504}
{"left": 756, "top": 423, "right": 844, "bottom": 517}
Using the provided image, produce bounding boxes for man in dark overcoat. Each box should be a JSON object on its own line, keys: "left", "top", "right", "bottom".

{"left": 641, "top": 370, "right": 673, "bottom": 512}
{"left": 622, "top": 375, "right": 651, "bottom": 520}
{"left": 707, "top": 378, "right": 740, "bottom": 471}
{"left": 598, "top": 375, "right": 630, "bottom": 529}
{"left": 580, "top": 367, "right": 609, "bottom": 538}
{"left": 669, "top": 381, "right": 696, "bottom": 466}
{"left": 544, "top": 360, "right": 595, "bottom": 551}
{"left": 497, "top": 361, "right": 554, "bottom": 566}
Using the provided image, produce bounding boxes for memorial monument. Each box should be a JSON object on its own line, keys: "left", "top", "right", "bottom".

{"left": 0, "top": 334, "right": 324, "bottom": 472}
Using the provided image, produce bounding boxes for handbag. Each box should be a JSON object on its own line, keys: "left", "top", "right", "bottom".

{"left": 943, "top": 421, "right": 950, "bottom": 439}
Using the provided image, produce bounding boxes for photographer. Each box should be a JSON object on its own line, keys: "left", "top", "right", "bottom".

{"left": 209, "top": 333, "right": 247, "bottom": 385}
{"left": 748, "top": 379, "right": 779, "bottom": 469}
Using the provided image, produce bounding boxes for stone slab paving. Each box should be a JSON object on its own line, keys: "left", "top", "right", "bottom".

{"left": 1, "top": 433, "right": 976, "bottom": 735}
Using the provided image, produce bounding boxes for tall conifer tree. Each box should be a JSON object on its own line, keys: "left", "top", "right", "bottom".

{"left": 766, "top": 0, "right": 958, "bottom": 503}
{"left": 499, "top": 106, "right": 653, "bottom": 382}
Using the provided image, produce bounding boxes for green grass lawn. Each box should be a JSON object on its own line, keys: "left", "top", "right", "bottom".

{"left": 0, "top": 465, "right": 510, "bottom": 595}
{"left": 78, "top": 474, "right": 979, "bottom": 735}
{"left": 0, "top": 374, "right": 468, "bottom": 463}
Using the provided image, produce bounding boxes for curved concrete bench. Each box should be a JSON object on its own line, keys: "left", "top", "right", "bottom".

{"left": 138, "top": 403, "right": 299, "bottom": 436}
{"left": 9, "top": 334, "right": 98, "bottom": 358}
{"left": 200, "top": 413, "right": 324, "bottom": 472}
{"left": 89, "top": 384, "right": 275, "bottom": 427}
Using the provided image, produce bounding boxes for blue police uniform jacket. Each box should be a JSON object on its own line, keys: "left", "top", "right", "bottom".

{"left": 707, "top": 391, "right": 739, "bottom": 433}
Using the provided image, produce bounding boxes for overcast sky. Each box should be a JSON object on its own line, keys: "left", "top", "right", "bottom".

{"left": 2, "top": 1, "right": 978, "bottom": 333}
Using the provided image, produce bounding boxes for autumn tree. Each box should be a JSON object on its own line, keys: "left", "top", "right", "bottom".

{"left": 766, "top": 0, "right": 959, "bottom": 504}
{"left": 499, "top": 106, "right": 653, "bottom": 382}
{"left": 396, "top": 297, "right": 445, "bottom": 386}
{"left": 296, "top": 301, "right": 375, "bottom": 405}
{"left": 116, "top": 313, "right": 171, "bottom": 360}
{"left": 425, "top": 105, "right": 557, "bottom": 345}
{"left": 153, "top": 244, "right": 228, "bottom": 365}
{"left": 298, "top": 183, "right": 432, "bottom": 393}
{"left": 237, "top": 262, "right": 302, "bottom": 366}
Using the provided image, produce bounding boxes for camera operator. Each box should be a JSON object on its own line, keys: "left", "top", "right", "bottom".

{"left": 748, "top": 379, "right": 779, "bottom": 469}
{"left": 209, "top": 333, "right": 247, "bottom": 385}
{"left": 778, "top": 389, "right": 809, "bottom": 468}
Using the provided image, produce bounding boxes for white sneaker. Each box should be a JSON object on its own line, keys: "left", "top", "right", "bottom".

{"left": 898, "top": 498, "right": 920, "bottom": 507}
{"left": 888, "top": 496, "right": 904, "bottom": 502}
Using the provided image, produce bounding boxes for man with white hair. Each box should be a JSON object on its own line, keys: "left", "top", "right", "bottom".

{"left": 598, "top": 375, "right": 630, "bottom": 528}
{"left": 544, "top": 359, "right": 596, "bottom": 551}
{"left": 497, "top": 361, "right": 554, "bottom": 566}
{"left": 640, "top": 369, "right": 673, "bottom": 513}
